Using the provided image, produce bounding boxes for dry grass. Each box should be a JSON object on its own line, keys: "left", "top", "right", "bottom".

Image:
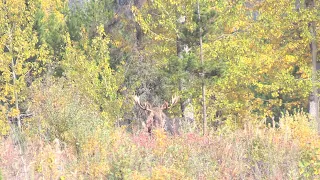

{"left": 1, "top": 113, "right": 320, "bottom": 179}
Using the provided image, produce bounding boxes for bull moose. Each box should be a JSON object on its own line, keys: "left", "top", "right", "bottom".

{"left": 133, "top": 95, "right": 180, "bottom": 135}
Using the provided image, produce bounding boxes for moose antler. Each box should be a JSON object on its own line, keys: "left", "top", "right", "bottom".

{"left": 133, "top": 94, "right": 180, "bottom": 135}
{"left": 133, "top": 95, "right": 151, "bottom": 111}
{"left": 171, "top": 95, "right": 179, "bottom": 105}
{"left": 161, "top": 95, "right": 179, "bottom": 110}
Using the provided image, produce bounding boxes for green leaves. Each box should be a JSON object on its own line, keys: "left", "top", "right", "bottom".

{"left": 62, "top": 25, "right": 123, "bottom": 125}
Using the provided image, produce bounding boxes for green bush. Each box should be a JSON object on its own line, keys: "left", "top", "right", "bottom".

{"left": 27, "top": 78, "right": 103, "bottom": 154}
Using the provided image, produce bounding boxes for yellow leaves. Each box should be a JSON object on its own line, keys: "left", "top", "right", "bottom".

{"left": 223, "top": 25, "right": 235, "bottom": 34}
{"left": 132, "top": 6, "right": 151, "bottom": 35}
{"left": 0, "top": 0, "right": 49, "bottom": 118}
{"left": 280, "top": 113, "right": 317, "bottom": 148}
{"left": 9, "top": 108, "right": 20, "bottom": 118}
{"left": 133, "top": 0, "right": 193, "bottom": 43}
{"left": 86, "top": 161, "right": 110, "bottom": 178}
{"left": 2, "top": 0, "right": 26, "bottom": 20}
{"left": 271, "top": 91, "right": 279, "bottom": 98}
{"left": 96, "top": 25, "right": 106, "bottom": 38}
{"left": 284, "top": 55, "right": 297, "bottom": 63}
{"left": 299, "top": 70, "right": 309, "bottom": 79}
{"left": 131, "top": 172, "right": 149, "bottom": 180}
{"left": 232, "top": 20, "right": 247, "bottom": 33}
{"left": 33, "top": 141, "right": 68, "bottom": 179}
{"left": 153, "top": 129, "right": 168, "bottom": 156}
{"left": 40, "top": 0, "right": 66, "bottom": 23}
{"left": 0, "top": 107, "right": 10, "bottom": 135}
{"left": 151, "top": 166, "right": 185, "bottom": 180}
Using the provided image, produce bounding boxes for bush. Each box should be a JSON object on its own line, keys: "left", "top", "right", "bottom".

{"left": 1, "top": 112, "right": 320, "bottom": 179}
{"left": 26, "top": 78, "right": 104, "bottom": 154}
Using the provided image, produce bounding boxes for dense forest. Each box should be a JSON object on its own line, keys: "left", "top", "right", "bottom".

{"left": 0, "top": 0, "right": 320, "bottom": 179}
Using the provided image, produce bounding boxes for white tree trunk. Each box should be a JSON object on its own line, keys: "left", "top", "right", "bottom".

{"left": 309, "top": 97, "right": 318, "bottom": 119}
{"left": 197, "top": 0, "right": 207, "bottom": 135}
{"left": 306, "top": 0, "right": 319, "bottom": 134}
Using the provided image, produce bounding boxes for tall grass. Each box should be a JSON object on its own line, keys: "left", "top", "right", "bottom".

{"left": 1, "top": 112, "right": 320, "bottom": 179}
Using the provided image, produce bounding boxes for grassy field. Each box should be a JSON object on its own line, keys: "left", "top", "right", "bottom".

{"left": 1, "top": 113, "right": 320, "bottom": 179}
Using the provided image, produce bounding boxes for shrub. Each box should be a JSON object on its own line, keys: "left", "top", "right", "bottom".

{"left": 26, "top": 78, "right": 103, "bottom": 155}
{"left": 1, "top": 112, "right": 320, "bottom": 179}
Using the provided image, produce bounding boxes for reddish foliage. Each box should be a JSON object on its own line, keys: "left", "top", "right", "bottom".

{"left": 132, "top": 132, "right": 156, "bottom": 149}
{"left": 185, "top": 133, "right": 211, "bottom": 146}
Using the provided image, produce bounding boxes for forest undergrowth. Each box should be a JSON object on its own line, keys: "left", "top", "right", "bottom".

{"left": 1, "top": 113, "right": 320, "bottom": 179}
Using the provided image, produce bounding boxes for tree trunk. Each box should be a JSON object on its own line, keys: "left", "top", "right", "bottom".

{"left": 12, "top": 59, "right": 21, "bottom": 130}
{"left": 176, "top": 35, "right": 187, "bottom": 118}
{"left": 197, "top": 0, "right": 207, "bottom": 135}
{"left": 9, "top": 29, "right": 21, "bottom": 130}
{"left": 306, "top": 0, "right": 319, "bottom": 134}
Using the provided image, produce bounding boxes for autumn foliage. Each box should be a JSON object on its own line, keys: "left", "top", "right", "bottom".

{"left": 1, "top": 113, "right": 320, "bottom": 179}
{"left": 0, "top": 0, "right": 320, "bottom": 179}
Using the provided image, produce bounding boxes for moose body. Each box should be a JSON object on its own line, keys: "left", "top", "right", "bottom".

{"left": 134, "top": 95, "right": 180, "bottom": 135}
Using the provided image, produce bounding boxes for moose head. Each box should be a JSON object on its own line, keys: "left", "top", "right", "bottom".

{"left": 133, "top": 95, "right": 179, "bottom": 134}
